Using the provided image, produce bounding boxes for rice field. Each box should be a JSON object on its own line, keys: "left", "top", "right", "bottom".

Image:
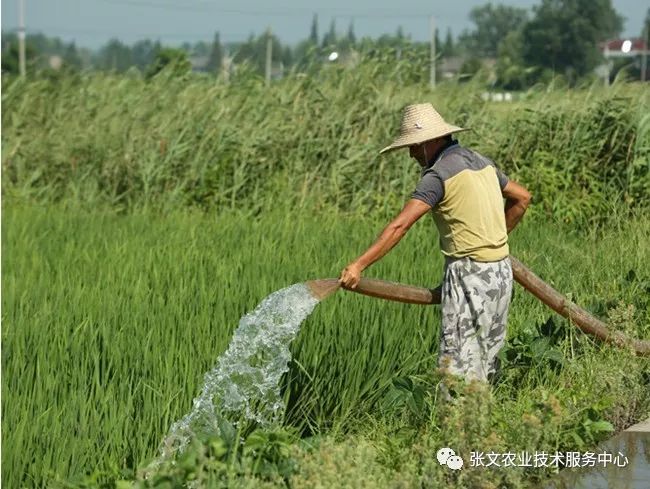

{"left": 3, "top": 204, "right": 649, "bottom": 487}
{"left": 2, "top": 64, "right": 650, "bottom": 487}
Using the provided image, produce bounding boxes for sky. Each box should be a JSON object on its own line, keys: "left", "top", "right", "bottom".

{"left": 1, "top": 0, "right": 646, "bottom": 50}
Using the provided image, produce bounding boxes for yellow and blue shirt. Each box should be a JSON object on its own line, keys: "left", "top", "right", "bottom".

{"left": 411, "top": 142, "right": 509, "bottom": 262}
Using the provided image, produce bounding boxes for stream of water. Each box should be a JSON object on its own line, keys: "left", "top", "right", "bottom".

{"left": 152, "top": 283, "right": 320, "bottom": 466}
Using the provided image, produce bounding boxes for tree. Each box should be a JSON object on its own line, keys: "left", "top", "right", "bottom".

{"left": 442, "top": 28, "right": 455, "bottom": 57}
{"left": 459, "top": 57, "right": 484, "bottom": 81}
{"left": 145, "top": 47, "right": 191, "bottom": 78}
{"left": 458, "top": 3, "right": 528, "bottom": 58}
{"left": 294, "top": 39, "right": 319, "bottom": 69}
{"left": 322, "top": 20, "right": 336, "bottom": 48}
{"left": 347, "top": 21, "right": 356, "bottom": 45}
{"left": 97, "top": 39, "right": 133, "bottom": 72}
{"left": 28, "top": 33, "right": 65, "bottom": 57}
{"left": 522, "top": 0, "right": 623, "bottom": 80}
{"left": 281, "top": 45, "right": 293, "bottom": 67}
{"left": 1, "top": 35, "right": 36, "bottom": 74}
{"left": 207, "top": 32, "right": 223, "bottom": 74}
{"left": 62, "top": 42, "right": 82, "bottom": 70}
{"left": 309, "top": 14, "right": 319, "bottom": 45}
{"left": 232, "top": 32, "right": 285, "bottom": 76}
{"left": 192, "top": 40, "right": 211, "bottom": 57}
{"left": 131, "top": 39, "right": 158, "bottom": 71}
{"left": 293, "top": 13, "right": 320, "bottom": 68}
{"left": 1, "top": 32, "right": 88, "bottom": 73}
{"left": 495, "top": 30, "right": 535, "bottom": 89}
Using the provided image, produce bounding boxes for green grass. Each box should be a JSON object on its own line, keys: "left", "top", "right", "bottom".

{"left": 3, "top": 204, "right": 649, "bottom": 487}
{"left": 2, "top": 67, "right": 648, "bottom": 224}
{"left": 2, "top": 66, "right": 649, "bottom": 487}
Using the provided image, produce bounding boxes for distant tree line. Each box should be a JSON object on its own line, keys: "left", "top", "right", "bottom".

{"left": 2, "top": 1, "right": 648, "bottom": 88}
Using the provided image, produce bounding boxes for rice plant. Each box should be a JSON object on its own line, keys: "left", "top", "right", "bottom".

{"left": 2, "top": 205, "right": 649, "bottom": 487}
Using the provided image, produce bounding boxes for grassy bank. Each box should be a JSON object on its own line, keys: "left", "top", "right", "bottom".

{"left": 2, "top": 66, "right": 649, "bottom": 225}
{"left": 2, "top": 205, "right": 649, "bottom": 487}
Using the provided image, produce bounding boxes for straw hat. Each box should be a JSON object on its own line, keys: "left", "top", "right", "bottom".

{"left": 379, "top": 103, "right": 469, "bottom": 154}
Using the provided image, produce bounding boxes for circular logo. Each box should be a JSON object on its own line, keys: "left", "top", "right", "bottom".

{"left": 447, "top": 455, "right": 464, "bottom": 470}
{"left": 437, "top": 447, "right": 455, "bottom": 465}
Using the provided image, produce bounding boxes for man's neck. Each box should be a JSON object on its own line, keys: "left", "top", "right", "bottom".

{"left": 425, "top": 139, "right": 458, "bottom": 169}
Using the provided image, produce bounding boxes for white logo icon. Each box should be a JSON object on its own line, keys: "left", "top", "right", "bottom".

{"left": 437, "top": 447, "right": 464, "bottom": 470}
{"left": 447, "top": 455, "right": 464, "bottom": 470}
{"left": 414, "top": 122, "right": 423, "bottom": 129}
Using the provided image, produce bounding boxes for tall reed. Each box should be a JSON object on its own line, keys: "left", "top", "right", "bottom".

{"left": 2, "top": 63, "right": 647, "bottom": 224}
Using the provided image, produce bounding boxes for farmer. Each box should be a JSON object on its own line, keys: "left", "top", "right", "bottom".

{"left": 339, "top": 103, "right": 531, "bottom": 384}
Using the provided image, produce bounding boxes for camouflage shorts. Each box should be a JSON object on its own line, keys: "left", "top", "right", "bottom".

{"left": 438, "top": 256, "right": 513, "bottom": 383}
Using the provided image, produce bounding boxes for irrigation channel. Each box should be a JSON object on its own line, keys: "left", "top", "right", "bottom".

{"left": 545, "top": 419, "right": 650, "bottom": 489}
{"left": 147, "top": 256, "right": 648, "bottom": 480}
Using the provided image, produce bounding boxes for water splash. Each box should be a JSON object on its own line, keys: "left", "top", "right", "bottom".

{"left": 154, "top": 283, "right": 320, "bottom": 463}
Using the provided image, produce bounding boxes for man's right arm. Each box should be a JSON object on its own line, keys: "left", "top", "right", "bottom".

{"left": 502, "top": 180, "right": 532, "bottom": 233}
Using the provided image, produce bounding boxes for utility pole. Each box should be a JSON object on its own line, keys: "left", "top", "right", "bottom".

{"left": 222, "top": 46, "right": 230, "bottom": 83}
{"left": 642, "top": 25, "right": 648, "bottom": 82}
{"left": 429, "top": 15, "right": 436, "bottom": 88}
{"left": 265, "top": 28, "right": 272, "bottom": 86}
{"left": 18, "top": 0, "right": 26, "bottom": 76}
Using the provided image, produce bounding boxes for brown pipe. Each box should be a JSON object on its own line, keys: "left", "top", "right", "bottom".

{"left": 305, "top": 256, "right": 650, "bottom": 356}
{"left": 509, "top": 256, "right": 650, "bottom": 355}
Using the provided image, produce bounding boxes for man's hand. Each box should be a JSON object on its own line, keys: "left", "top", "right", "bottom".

{"left": 339, "top": 262, "right": 363, "bottom": 289}
{"left": 430, "top": 284, "right": 442, "bottom": 304}
{"left": 338, "top": 199, "right": 432, "bottom": 289}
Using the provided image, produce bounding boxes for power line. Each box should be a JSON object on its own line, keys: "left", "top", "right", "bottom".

{"left": 3, "top": 1, "right": 455, "bottom": 49}
{"left": 5, "top": 25, "right": 250, "bottom": 42}
{"left": 97, "top": 0, "right": 444, "bottom": 20}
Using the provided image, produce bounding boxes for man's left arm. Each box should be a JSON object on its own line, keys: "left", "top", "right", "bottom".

{"left": 502, "top": 180, "right": 532, "bottom": 233}
{"left": 492, "top": 163, "right": 531, "bottom": 233}
{"left": 339, "top": 199, "right": 432, "bottom": 289}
